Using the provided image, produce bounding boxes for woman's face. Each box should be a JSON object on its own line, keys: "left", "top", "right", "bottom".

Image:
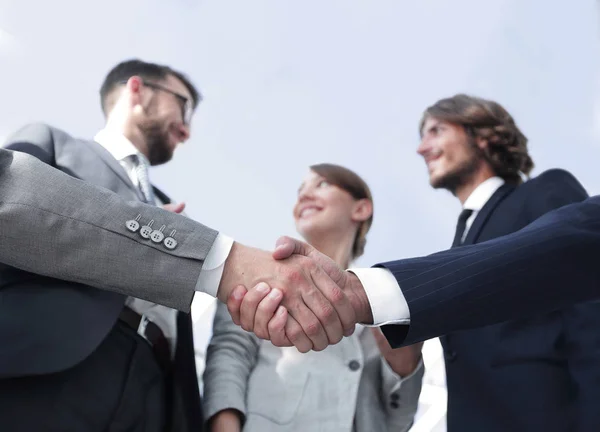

{"left": 293, "top": 170, "right": 361, "bottom": 240}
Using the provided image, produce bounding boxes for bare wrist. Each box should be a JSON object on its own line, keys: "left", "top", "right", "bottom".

{"left": 217, "top": 242, "right": 269, "bottom": 302}
{"left": 345, "top": 271, "right": 373, "bottom": 324}
{"left": 210, "top": 409, "right": 242, "bottom": 432}
{"left": 390, "top": 356, "right": 420, "bottom": 377}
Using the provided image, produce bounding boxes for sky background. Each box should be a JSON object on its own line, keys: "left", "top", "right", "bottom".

{"left": 2, "top": 1, "right": 599, "bottom": 430}
{"left": 1, "top": 0, "right": 599, "bottom": 269}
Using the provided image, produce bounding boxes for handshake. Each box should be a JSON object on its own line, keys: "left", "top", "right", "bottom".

{"left": 216, "top": 236, "right": 374, "bottom": 353}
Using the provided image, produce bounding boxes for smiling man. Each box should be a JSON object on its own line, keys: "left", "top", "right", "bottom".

{"left": 415, "top": 94, "right": 600, "bottom": 432}
{"left": 1, "top": 59, "right": 206, "bottom": 432}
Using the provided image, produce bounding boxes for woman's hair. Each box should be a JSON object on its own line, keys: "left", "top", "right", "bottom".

{"left": 420, "top": 94, "right": 533, "bottom": 183}
{"left": 310, "top": 163, "right": 373, "bottom": 259}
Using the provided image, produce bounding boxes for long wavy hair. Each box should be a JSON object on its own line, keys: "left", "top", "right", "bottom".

{"left": 420, "top": 94, "right": 533, "bottom": 183}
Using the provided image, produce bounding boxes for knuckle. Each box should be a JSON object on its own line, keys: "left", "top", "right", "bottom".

{"left": 304, "top": 319, "right": 322, "bottom": 337}
{"left": 328, "top": 286, "right": 346, "bottom": 305}
{"left": 319, "top": 303, "right": 337, "bottom": 324}
{"left": 245, "top": 291, "right": 262, "bottom": 306}
{"left": 287, "top": 324, "right": 303, "bottom": 341}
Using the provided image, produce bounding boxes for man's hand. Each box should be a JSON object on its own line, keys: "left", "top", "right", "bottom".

{"left": 372, "top": 328, "right": 423, "bottom": 377}
{"left": 225, "top": 237, "right": 374, "bottom": 352}
{"left": 217, "top": 241, "right": 358, "bottom": 352}
{"left": 272, "top": 236, "right": 373, "bottom": 324}
{"left": 163, "top": 202, "right": 186, "bottom": 214}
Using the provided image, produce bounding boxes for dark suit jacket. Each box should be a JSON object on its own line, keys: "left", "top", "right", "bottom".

{"left": 1, "top": 123, "right": 203, "bottom": 431}
{"left": 435, "top": 170, "right": 600, "bottom": 431}
{"left": 379, "top": 175, "right": 600, "bottom": 345}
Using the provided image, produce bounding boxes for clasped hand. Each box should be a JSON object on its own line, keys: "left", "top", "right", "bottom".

{"left": 217, "top": 236, "right": 373, "bottom": 353}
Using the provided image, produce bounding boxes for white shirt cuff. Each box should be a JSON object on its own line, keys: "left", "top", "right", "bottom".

{"left": 194, "top": 233, "right": 234, "bottom": 298}
{"left": 347, "top": 268, "right": 410, "bottom": 326}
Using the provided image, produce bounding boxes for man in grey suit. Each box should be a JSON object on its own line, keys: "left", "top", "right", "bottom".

{"left": 0, "top": 59, "right": 356, "bottom": 432}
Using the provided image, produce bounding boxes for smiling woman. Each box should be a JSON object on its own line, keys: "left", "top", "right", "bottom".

{"left": 203, "top": 163, "right": 424, "bottom": 432}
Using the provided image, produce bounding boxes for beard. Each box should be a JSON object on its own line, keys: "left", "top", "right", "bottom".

{"left": 431, "top": 140, "right": 484, "bottom": 194}
{"left": 139, "top": 118, "right": 173, "bottom": 166}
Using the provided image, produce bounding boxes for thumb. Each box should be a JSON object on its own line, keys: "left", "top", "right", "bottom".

{"left": 273, "top": 236, "right": 314, "bottom": 260}
{"left": 163, "top": 202, "right": 186, "bottom": 214}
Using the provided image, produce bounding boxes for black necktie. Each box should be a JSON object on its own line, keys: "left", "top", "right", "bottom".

{"left": 452, "top": 209, "right": 473, "bottom": 247}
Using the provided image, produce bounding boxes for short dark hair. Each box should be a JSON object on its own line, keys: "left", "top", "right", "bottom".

{"left": 99, "top": 59, "right": 201, "bottom": 115}
{"left": 310, "top": 163, "right": 374, "bottom": 260}
{"left": 420, "top": 94, "right": 533, "bottom": 183}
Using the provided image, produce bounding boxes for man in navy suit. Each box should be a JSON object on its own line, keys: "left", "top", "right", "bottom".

{"left": 230, "top": 96, "right": 600, "bottom": 430}
{"left": 413, "top": 94, "right": 600, "bottom": 431}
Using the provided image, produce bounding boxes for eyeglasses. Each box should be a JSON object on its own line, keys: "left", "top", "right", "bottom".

{"left": 121, "top": 80, "right": 195, "bottom": 125}
{"left": 144, "top": 81, "right": 194, "bottom": 125}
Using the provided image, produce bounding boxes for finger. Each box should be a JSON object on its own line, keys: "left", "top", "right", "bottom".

{"left": 239, "top": 282, "right": 271, "bottom": 333}
{"left": 265, "top": 304, "right": 313, "bottom": 352}
{"left": 285, "top": 315, "right": 313, "bottom": 353}
{"left": 289, "top": 301, "right": 330, "bottom": 351}
{"left": 304, "top": 265, "right": 358, "bottom": 345}
{"left": 253, "top": 288, "right": 284, "bottom": 339}
{"left": 273, "top": 236, "right": 313, "bottom": 260}
{"left": 163, "top": 202, "right": 186, "bottom": 213}
{"left": 226, "top": 285, "right": 247, "bottom": 326}
{"left": 316, "top": 266, "right": 357, "bottom": 338}
{"left": 267, "top": 306, "right": 293, "bottom": 347}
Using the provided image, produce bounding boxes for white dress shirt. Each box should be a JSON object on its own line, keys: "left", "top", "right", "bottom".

{"left": 94, "top": 129, "right": 233, "bottom": 356}
{"left": 461, "top": 176, "right": 505, "bottom": 241}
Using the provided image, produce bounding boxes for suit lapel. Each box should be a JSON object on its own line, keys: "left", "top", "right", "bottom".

{"left": 85, "top": 141, "right": 145, "bottom": 201}
{"left": 462, "top": 184, "right": 514, "bottom": 246}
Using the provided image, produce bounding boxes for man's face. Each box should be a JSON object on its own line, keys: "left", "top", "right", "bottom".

{"left": 137, "top": 74, "right": 194, "bottom": 166}
{"left": 417, "top": 117, "right": 483, "bottom": 193}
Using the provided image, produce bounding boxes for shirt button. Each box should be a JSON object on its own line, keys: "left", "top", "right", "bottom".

{"left": 348, "top": 360, "right": 361, "bottom": 371}
{"left": 390, "top": 401, "right": 399, "bottom": 409}
{"left": 391, "top": 393, "right": 400, "bottom": 401}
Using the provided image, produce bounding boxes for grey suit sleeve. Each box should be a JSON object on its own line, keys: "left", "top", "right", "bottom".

{"left": 203, "top": 301, "right": 259, "bottom": 423}
{"left": 380, "top": 357, "right": 424, "bottom": 431}
{"left": 0, "top": 147, "right": 218, "bottom": 312}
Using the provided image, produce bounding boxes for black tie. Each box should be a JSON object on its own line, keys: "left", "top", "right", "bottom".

{"left": 452, "top": 209, "right": 473, "bottom": 247}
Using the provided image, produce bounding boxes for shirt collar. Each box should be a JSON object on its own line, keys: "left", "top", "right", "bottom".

{"left": 463, "top": 176, "right": 505, "bottom": 211}
{"left": 94, "top": 128, "right": 146, "bottom": 164}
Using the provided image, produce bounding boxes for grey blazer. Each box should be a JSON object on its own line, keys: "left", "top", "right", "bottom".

{"left": 0, "top": 124, "right": 217, "bottom": 379}
{"left": 203, "top": 303, "right": 424, "bottom": 432}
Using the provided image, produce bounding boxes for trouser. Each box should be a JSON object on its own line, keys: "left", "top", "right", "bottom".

{"left": 0, "top": 321, "right": 166, "bottom": 432}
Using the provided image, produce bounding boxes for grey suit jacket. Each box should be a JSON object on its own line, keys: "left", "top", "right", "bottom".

{"left": 203, "top": 303, "right": 424, "bottom": 432}
{"left": 0, "top": 124, "right": 217, "bottom": 378}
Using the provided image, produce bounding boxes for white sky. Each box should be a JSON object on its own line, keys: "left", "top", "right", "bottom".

{"left": 2, "top": 0, "right": 599, "bottom": 267}
{"left": 2, "top": 2, "right": 599, "bottom": 430}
